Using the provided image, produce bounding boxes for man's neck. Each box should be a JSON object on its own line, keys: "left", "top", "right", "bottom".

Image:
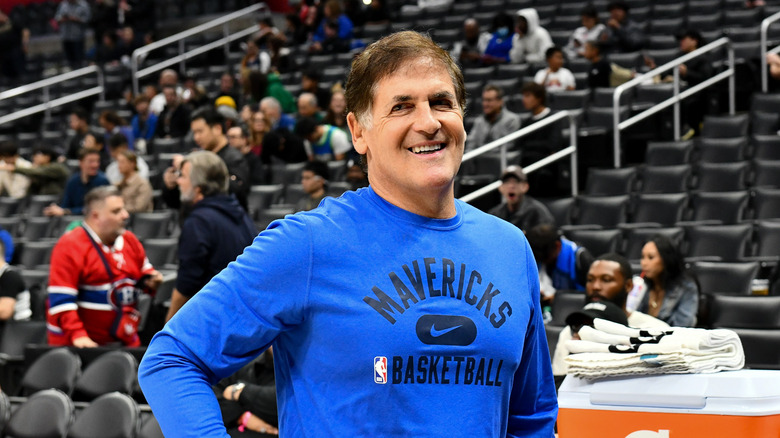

{"left": 310, "top": 188, "right": 325, "bottom": 200}
{"left": 371, "top": 181, "right": 457, "bottom": 219}
{"left": 532, "top": 105, "right": 546, "bottom": 116}
{"left": 80, "top": 171, "right": 92, "bottom": 183}
{"left": 210, "top": 137, "right": 229, "bottom": 154}
{"left": 506, "top": 199, "right": 521, "bottom": 213}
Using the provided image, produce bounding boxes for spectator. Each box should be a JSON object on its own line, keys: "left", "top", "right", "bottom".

{"left": 565, "top": 6, "right": 606, "bottom": 60}
{"left": 227, "top": 125, "right": 265, "bottom": 185}
{"left": 311, "top": 19, "right": 351, "bottom": 54}
{"left": 310, "top": 0, "right": 354, "bottom": 51}
{"left": 551, "top": 253, "right": 670, "bottom": 377}
{"left": 165, "top": 151, "right": 256, "bottom": 321}
{"left": 284, "top": 12, "right": 308, "bottom": 47}
{"left": 94, "top": 30, "right": 122, "bottom": 65}
{"left": 296, "top": 160, "right": 329, "bottom": 212}
{"left": 260, "top": 97, "right": 295, "bottom": 132}
{"left": 215, "top": 349, "right": 278, "bottom": 436}
{"left": 241, "top": 36, "right": 272, "bottom": 74}
{"left": 583, "top": 40, "right": 611, "bottom": 89}
{"left": 535, "top": 46, "right": 576, "bottom": 91}
{"left": 7, "top": 146, "right": 69, "bottom": 197}
{"left": 105, "top": 133, "right": 150, "bottom": 184}
{"left": 345, "top": 158, "right": 368, "bottom": 191}
{"left": 47, "top": 185, "right": 163, "bottom": 347}
{"left": 248, "top": 110, "right": 270, "bottom": 158}
{"left": 90, "top": 0, "right": 118, "bottom": 45}
{"left": 676, "top": 29, "right": 712, "bottom": 138}
{"left": 638, "top": 234, "right": 699, "bottom": 327}
{"left": 465, "top": 84, "right": 521, "bottom": 152}
{"left": 99, "top": 110, "right": 135, "bottom": 153}
{"left": 509, "top": 8, "right": 553, "bottom": 64}
{"left": 149, "top": 69, "right": 181, "bottom": 115}
{"left": 0, "top": 226, "right": 13, "bottom": 263}
{"left": 296, "top": 92, "right": 322, "bottom": 121}
{"left": 527, "top": 223, "right": 594, "bottom": 296}
{"left": 131, "top": 95, "right": 158, "bottom": 149}
{"left": 300, "top": 70, "right": 331, "bottom": 118}
{"left": 117, "top": 25, "right": 142, "bottom": 61}
{"left": 451, "top": 18, "right": 492, "bottom": 68}
{"left": 0, "top": 239, "right": 31, "bottom": 321}
{"left": 489, "top": 165, "right": 554, "bottom": 233}
{"left": 603, "top": 1, "right": 646, "bottom": 53}
{"left": 65, "top": 107, "right": 93, "bottom": 160}
{"left": 115, "top": 150, "right": 153, "bottom": 213}
{"left": 44, "top": 148, "right": 110, "bottom": 216}
{"left": 294, "top": 117, "right": 352, "bottom": 162}
{"left": 483, "top": 12, "right": 515, "bottom": 65}
{"left": 212, "top": 72, "right": 243, "bottom": 109}
{"left": 519, "top": 82, "right": 566, "bottom": 197}
{"left": 0, "top": 141, "right": 31, "bottom": 198}
{"left": 768, "top": 52, "right": 780, "bottom": 80}
{"left": 0, "top": 9, "right": 29, "bottom": 82}
{"left": 55, "top": 0, "right": 92, "bottom": 68}
{"left": 155, "top": 85, "right": 192, "bottom": 139}
{"left": 323, "top": 89, "right": 349, "bottom": 134}
{"left": 216, "top": 98, "right": 241, "bottom": 133}
{"left": 242, "top": 70, "right": 296, "bottom": 113}
{"left": 181, "top": 74, "right": 210, "bottom": 110}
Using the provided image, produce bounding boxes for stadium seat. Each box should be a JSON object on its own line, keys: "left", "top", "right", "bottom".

{"left": 139, "top": 413, "right": 165, "bottom": 438}
{"left": 0, "top": 197, "right": 23, "bottom": 217}
{"left": 129, "top": 211, "right": 174, "bottom": 241}
{"left": 565, "top": 228, "right": 623, "bottom": 256}
{"left": 751, "top": 188, "right": 780, "bottom": 221}
{"left": 731, "top": 328, "right": 780, "bottom": 369}
{"left": 142, "top": 238, "right": 178, "bottom": 269}
{"left": 73, "top": 350, "right": 139, "bottom": 401}
{"left": 4, "top": 389, "right": 74, "bottom": 438}
{"left": 25, "top": 194, "right": 60, "bottom": 217}
{"left": 709, "top": 295, "right": 780, "bottom": 329}
{"left": 750, "top": 93, "right": 780, "bottom": 113}
{"left": 747, "top": 220, "right": 780, "bottom": 264}
{"left": 16, "top": 239, "right": 56, "bottom": 269}
{"left": 583, "top": 167, "right": 638, "bottom": 196}
{"left": 540, "top": 197, "right": 575, "bottom": 226}
{"left": 693, "top": 161, "right": 750, "bottom": 192}
{"left": 701, "top": 113, "right": 750, "bottom": 138}
{"left": 247, "top": 184, "right": 284, "bottom": 219}
{"left": 20, "top": 216, "right": 56, "bottom": 240}
{"left": 752, "top": 160, "right": 780, "bottom": 189}
{"left": 548, "top": 89, "right": 591, "bottom": 111}
{"left": 69, "top": 392, "right": 140, "bottom": 438}
{"left": 685, "top": 223, "right": 753, "bottom": 262}
{"left": 623, "top": 227, "right": 685, "bottom": 262}
{"left": 695, "top": 137, "right": 748, "bottom": 163}
{"left": 640, "top": 164, "right": 692, "bottom": 194}
{"left": 686, "top": 12, "right": 723, "bottom": 32}
{"left": 624, "top": 192, "right": 689, "bottom": 228}
{"left": 550, "top": 290, "right": 586, "bottom": 327}
{"left": 690, "top": 261, "right": 760, "bottom": 295}
{"left": 681, "top": 190, "right": 750, "bottom": 225}
{"left": 750, "top": 111, "right": 780, "bottom": 136}
{"left": 751, "top": 135, "right": 780, "bottom": 160}
{"left": 567, "top": 195, "right": 630, "bottom": 230}
{"left": 19, "top": 347, "right": 82, "bottom": 396}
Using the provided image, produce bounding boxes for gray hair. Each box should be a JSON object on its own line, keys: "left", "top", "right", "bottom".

{"left": 183, "top": 150, "right": 229, "bottom": 197}
{"left": 299, "top": 92, "right": 318, "bottom": 108}
{"left": 84, "top": 186, "right": 121, "bottom": 216}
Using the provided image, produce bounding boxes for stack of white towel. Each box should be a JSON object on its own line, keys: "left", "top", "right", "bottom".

{"left": 565, "top": 319, "right": 745, "bottom": 379}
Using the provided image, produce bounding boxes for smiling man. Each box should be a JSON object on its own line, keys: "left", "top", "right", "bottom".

{"left": 489, "top": 165, "right": 554, "bottom": 233}
{"left": 140, "top": 31, "right": 557, "bottom": 437}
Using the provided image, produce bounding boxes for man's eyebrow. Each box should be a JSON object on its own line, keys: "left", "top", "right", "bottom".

{"left": 392, "top": 95, "right": 413, "bottom": 103}
{"left": 431, "top": 91, "right": 456, "bottom": 100}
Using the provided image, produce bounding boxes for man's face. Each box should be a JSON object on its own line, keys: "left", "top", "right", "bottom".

{"left": 586, "top": 260, "right": 631, "bottom": 306}
{"left": 522, "top": 91, "right": 541, "bottom": 112}
{"left": 135, "top": 101, "right": 149, "bottom": 115}
{"left": 220, "top": 74, "right": 234, "bottom": 91}
{"left": 464, "top": 22, "right": 479, "bottom": 43}
{"left": 498, "top": 177, "right": 528, "bottom": 207}
{"left": 0, "top": 155, "right": 15, "bottom": 165}
{"left": 481, "top": 89, "right": 503, "bottom": 117}
{"left": 349, "top": 57, "right": 466, "bottom": 208}
{"left": 69, "top": 114, "right": 85, "bottom": 132}
{"left": 298, "top": 98, "right": 317, "bottom": 117}
{"left": 610, "top": 8, "right": 625, "bottom": 22}
{"left": 93, "top": 195, "right": 129, "bottom": 240}
{"left": 581, "top": 15, "right": 597, "bottom": 29}
{"left": 680, "top": 36, "right": 697, "bottom": 53}
{"left": 260, "top": 101, "right": 278, "bottom": 123}
{"left": 583, "top": 43, "right": 597, "bottom": 60}
{"left": 516, "top": 17, "right": 528, "bottom": 36}
{"left": 32, "top": 152, "right": 51, "bottom": 166}
{"left": 80, "top": 153, "right": 101, "bottom": 177}
{"left": 227, "top": 127, "right": 247, "bottom": 150}
{"left": 117, "top": 154, "right": 133, "bottom": 175}
{"left": 301, "top": 170, "right": 324, "bottom": 194}
{"left": 164, "top": 88, "right": 178, "bottom": 107}
{"left": 177, "top": 161, "right": 196, "bottom": 203}
{"left": 191, "top": 119, "right": 220, "bottom": 151}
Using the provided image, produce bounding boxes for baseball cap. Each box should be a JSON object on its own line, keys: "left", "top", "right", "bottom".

{"left": 565, "top": 301, "right": 629, "bottom": 332}
{"left": 215, "top": 95, "right": 237, "bottom": 110}
{"left": 500, "top": 165, "right": 527, "bottom": 182}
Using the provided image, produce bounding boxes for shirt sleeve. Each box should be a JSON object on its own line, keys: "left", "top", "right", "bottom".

{"left": 139, "top": 215, "right": 313, "bottom": 437}
{"left": 0, "top": 270, "right": 25, "bottom": 299}
{"left": 506, "top": 240, "right": 558, "bottom": 437}
{"left": 47, "top": 235, "right": 89, "bottom": 342}
{"left": 330, "top": 129, "right": 352, "bottom": 156}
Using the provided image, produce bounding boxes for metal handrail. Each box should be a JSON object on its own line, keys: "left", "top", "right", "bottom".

{"left": 612, "top": 37, "right": 735, "bottom": 168}
{"left": 459, "top": 110, "right": 579, "bottom": 203}
{"left": 760, "top": 10, "right": 780, "bottom": 92}
{"left": 130, "top": 3, "right": 267, "bottom": 95}
{"left": 0, "top": 65, "right": 104, "bottom": 126}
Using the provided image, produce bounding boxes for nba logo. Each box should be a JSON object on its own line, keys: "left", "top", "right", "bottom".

{"left": 374, "top": 356, "right": 387, "bottom": 384}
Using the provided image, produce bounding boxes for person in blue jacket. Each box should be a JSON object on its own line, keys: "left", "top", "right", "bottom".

{"left": 139, "top": 30, "right": 558, "bottom": 438}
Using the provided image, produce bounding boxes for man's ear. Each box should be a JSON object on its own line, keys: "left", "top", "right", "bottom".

{"left": 347, "top": 112, "right": 367, "bottom": 155}
{"left": 624, "top": 277, "right": 634, "bottom": 293}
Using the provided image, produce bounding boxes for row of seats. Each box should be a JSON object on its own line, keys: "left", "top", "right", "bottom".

{"left": 554, "top": 220, "right": 780, "bottom": 263}
{"left": 0, "top": 389, "right": 163, "bottom": 438}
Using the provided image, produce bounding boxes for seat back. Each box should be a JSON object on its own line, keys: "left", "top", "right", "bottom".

{"left": 644, "top": 140, "right": 693, "bottom": 166}
{"left": 549, "top": 290, "right": 586, "bottom": 327}
{"left": 541, "top": 197, "right": 574, "bottom": 226}
{"left": 640, "top": 164, "right": 692, "bottom": 194}
{"left": 624, "top": 227, "right": 685, "bottom": 262}
{"left": 68, "top": 392, "right": 140, "bottom": 438}
{"left": 565, "top": 229, "right": 623, "bottom": 257}
{"left": 709, "top": 295, "right": 780, "bottom": 329}
{"left": 0, "top": 319, "right": 47, "bottom": 362}
{"left": 701, "top": 113, "right": 750, "bottom": 138}
{"left": 751, "top": 187, "right": 780, "bottom": 220}
{"left": 730, "top": 328, "right": 780, "bottom": 369}
{"left": 20, "top": 347, "right": 82, "bottom": 396}
{"left": 74, "top": 351, "right": 138, "bottom": 401}
{"left": 693, "top": 161, "right": 749, "bottom": 192}
{"left": 690, "top": 261, "right": 760, "bottom": 295}
{"left": 753, "top": 159, "right": 780, "bottom": 189}
{"left": 5, "top": 388, "right": 74, "bottom": 438}
{"left": 584, "top": 167, "right": 638, "bottom": 196}
{"left": 575, "top": 195, "right": 630, "bottom": 228}
{"left": 689, "top": 191, "right": 749, "bottom": 225}
{"left": 696, "top": 137, "right": 748, "bottom": 163}
{"left": 686, "top": 224, "right": 753, "bottom": 262}
{"left": 632, "top": 193, "right": 689, "bottom": 226}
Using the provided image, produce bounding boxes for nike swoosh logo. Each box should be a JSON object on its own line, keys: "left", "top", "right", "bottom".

{"left": 430, "top": 324, "right": 462, "bottom": 337}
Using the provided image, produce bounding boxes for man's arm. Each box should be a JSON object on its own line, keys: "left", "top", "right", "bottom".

{"left": 506, "top": 241, "right": 558, "bottom": 437}
{"left": 139, "top": 216, "right": 310, "bottom": 437}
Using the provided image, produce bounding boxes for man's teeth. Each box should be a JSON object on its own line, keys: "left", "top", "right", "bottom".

{"left": 411, "top": 144, "right": 444, "bottom": 154}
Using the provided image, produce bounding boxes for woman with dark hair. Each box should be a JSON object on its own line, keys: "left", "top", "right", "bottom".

{"left": 638, "top": 234, "right": 699, "bottom": 327}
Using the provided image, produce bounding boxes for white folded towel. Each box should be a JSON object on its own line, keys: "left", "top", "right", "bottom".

{"left": 564, "top": 319, "right": 744, "bottom": 379}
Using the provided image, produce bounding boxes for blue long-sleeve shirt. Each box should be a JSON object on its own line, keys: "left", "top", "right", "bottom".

{"left": 139, "top": 187, "right": 557, "bottom": 437}
{"left": 59, "top": 172, "right": 110, "bottom": 214}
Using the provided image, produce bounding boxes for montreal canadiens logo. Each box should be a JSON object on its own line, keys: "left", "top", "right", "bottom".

{"left": 108, "top": 278, "right": 139, "bottom": 307}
